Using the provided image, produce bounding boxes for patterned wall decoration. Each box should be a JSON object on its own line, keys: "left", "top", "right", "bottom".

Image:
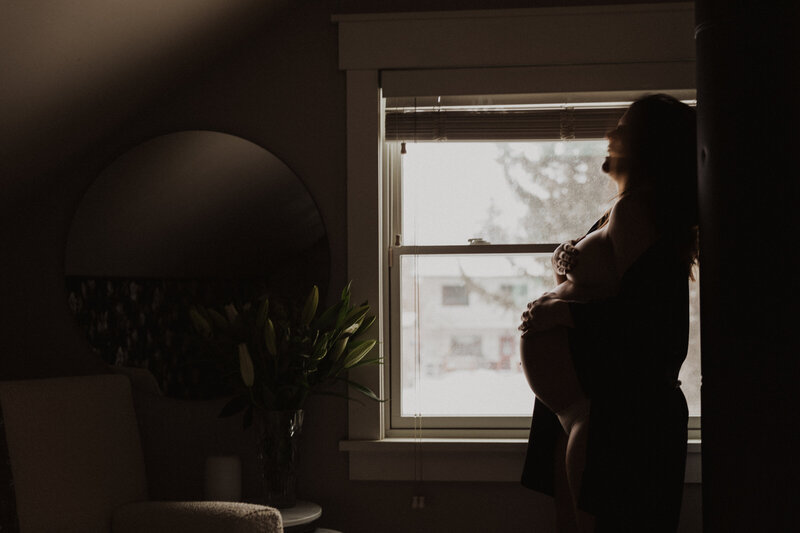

{"left": 65, "top": 277, "right": 270, "bottom": 400}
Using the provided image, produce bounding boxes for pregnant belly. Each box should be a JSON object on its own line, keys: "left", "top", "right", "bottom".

{"left": 520, "top": 327, "right": 583, "bottom": 414}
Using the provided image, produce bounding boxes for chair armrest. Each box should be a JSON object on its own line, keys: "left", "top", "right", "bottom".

{"left": 112, "top": 501, "right": 283, "bottom": 533}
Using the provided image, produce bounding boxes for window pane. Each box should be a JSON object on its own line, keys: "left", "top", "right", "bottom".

{"left": 400, "top": 141, "right": 616, "bottom": 246}
{"left": 399, "top": 253, "right": 552, "bottom": 417}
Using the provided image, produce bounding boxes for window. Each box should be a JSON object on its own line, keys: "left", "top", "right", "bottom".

{"left": 386, "top": 99, "right": 701, "bottom": 435}
{"left": 388, "top": 101, "right": 625, "bottom": 431}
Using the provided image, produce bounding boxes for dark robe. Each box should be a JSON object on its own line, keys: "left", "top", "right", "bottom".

{"left": 521, "top": 218, "right": 689, "bottom": 532}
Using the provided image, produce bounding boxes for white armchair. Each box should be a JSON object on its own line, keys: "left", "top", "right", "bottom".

{"left": 0, "top": 374, "right": 282, "bottom": 533}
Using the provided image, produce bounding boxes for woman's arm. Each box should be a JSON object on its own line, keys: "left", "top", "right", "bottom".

{"left": 519, "top": 281, "right": 630, "bottom": 335}
{"left": 519, "top": 292, "right": 575, "bottom": 334}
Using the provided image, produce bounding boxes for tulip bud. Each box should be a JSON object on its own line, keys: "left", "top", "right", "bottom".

{"left": 189, "top": 306, "right": 212, "bottom": 338}
{"left": 264, "top": 319, "right": 277, "bottom": 357}
{"left": 224, "top": 304, "right": 239, "bottom": 324}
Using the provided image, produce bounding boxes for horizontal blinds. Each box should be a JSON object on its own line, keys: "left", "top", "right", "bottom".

{"left": 385, "top": 107, "right": 625, "bottom": 141}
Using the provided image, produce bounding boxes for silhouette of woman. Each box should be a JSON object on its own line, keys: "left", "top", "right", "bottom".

{"left": 518, "top": 94, "right": 698, "bottom": 533}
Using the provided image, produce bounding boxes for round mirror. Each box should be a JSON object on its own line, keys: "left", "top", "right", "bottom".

{"left": 65, "top": 131, "right": 329, "bottom": 398}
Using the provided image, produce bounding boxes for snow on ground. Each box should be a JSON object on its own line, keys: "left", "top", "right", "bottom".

{"left": 402, "top": 368, "right": 535, "bottom": 417}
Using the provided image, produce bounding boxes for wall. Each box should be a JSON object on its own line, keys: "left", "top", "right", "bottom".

{"left": 0, "top": 1, "right": 700, "bottom": 531}
{"left": 695, "top": 1, "right": 799, "bottom": 531}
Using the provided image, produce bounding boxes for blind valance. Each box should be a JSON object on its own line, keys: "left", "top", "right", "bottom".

{"left": 385, "top": 106, "right": 626, "bottom": 142}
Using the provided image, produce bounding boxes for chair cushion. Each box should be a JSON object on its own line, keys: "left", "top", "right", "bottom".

{"left": 0, "top": 374, "right": 148, "bottom": 533}
{"left": 112, "top": 501, "right": 283, "bottom": 533}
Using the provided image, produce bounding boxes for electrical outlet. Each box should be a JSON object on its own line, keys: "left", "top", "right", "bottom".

{"left": 411, "top": 496, "right": 426, "bottom": 509}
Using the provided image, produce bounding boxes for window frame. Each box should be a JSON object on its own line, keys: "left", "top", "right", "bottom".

{"left": 335, "top": 3, "right": 700, "bottom": 482}
{"left": 384, "top": 112, "right": 701, "bottom": 436}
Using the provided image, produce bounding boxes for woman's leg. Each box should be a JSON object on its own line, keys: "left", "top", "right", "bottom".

{"left": 565, "top": 411, "right": 595, "bottom": 533}
{"left": 521, "top": 327, "right": 595, "bottom": 531}
{"left": 554, "top": 429, "right": 580, "bottom": 533}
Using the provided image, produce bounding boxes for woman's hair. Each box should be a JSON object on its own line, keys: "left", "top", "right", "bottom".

{"left": 623, "top": 93, "right": 699, "bottom": 279}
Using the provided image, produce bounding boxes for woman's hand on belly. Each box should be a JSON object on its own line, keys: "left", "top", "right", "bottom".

{"left": 552, "top": 239, "right": 580, "bottom": 280}
{"left": 518, "top": 292, "right": 575, "bottom": 335}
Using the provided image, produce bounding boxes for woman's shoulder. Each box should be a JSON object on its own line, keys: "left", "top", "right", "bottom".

{"left": 607, "top": 191, "right": 659, "bottom": 277}
{"left": 609, "top": 189, "right": 656, "bottom": 226}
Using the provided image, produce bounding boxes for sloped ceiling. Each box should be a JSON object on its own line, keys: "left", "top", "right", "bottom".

{"left": 0, "top": 0, "right": 288, "bottom": 200}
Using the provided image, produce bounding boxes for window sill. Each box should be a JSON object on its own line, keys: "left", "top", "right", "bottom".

{"left": 340, "top": 438, "right": 702, "bottom": 483}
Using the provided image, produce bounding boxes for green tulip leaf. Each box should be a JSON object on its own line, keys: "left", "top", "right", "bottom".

{"left": 340, "top": 321, "right": 361, "bottom": 337}
{"left": 224, "top": 304, "right": 239, "bottom": 324}
{"left": 189, "top": 306, "right": 212, "bottom": 338}
{"left": 343, "top": 303, "right": 369, "bottom": 324}
{"left": 190, "top": 282, "right": 382, "bottom": 412}
{"left": 343, "top": 339, "right": 377, "bottom": 368}
{"left": 332, "top": 337, "right": 348, "bottom": 360}
{"left": 335, "top": 303, "right": 349, "bottom": 328}
{"left": 341, "top": 280, "right": 352, "bottom": 302}
{"left": 315, "top": 301, "right": 342, "bottom": 330}
{"left": 346, "top": 356, "right": 383, "bottom": 368}
{"left": 208, "top": 309, "right": 229, "bottom": 331}
{"left": 301, "top": 285, "right": 319, "bottom": 325}
{"left": 342, "top": 378, "right": 383, "bottom": 402}
{"left": 353, "top": 315, "right": 376, "bottom": 337}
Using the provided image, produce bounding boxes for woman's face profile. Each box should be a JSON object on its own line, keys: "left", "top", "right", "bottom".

{"left": 602, "top": 112, "right": 631, "bottom": 178}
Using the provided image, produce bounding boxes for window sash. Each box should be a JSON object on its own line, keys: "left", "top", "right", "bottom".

{"left": 388, "top": 245, "right": 550, "bottom": 431}
{"left": 388, "top": 243, "right": 702, "bottom": 433}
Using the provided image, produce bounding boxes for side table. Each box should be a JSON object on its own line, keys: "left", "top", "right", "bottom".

{"left": 279, "top": 500, "right": 341, "bottom": 533}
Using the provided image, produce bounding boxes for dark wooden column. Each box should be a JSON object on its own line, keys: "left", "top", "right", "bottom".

{"left": 695, "top": 2, "right": 800, "bottom": 531}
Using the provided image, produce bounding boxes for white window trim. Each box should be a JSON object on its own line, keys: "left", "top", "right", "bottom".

{"left": 336, "top": 3, "right": 700, "bottom": 482}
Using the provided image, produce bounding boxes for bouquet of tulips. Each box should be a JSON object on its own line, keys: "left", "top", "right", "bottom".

{"left": 190, "top": 282, "right": 381, "bottom": 426}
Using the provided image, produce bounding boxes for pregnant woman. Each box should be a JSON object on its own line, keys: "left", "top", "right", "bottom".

{"left": 518, "top": 94, "right": 698, "bottom": 533}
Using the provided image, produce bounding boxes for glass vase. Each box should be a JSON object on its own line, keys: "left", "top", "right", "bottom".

{"left": 256, "top": 409, "right": 304, "bottom": 509}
